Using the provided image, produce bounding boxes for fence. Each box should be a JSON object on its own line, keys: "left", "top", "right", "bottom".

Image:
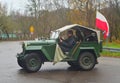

{"left": 103, "top": 47, "right": 120, "bottom": 52}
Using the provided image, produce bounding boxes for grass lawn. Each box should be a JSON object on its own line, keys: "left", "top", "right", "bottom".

{"left": 101, "top": 51, "right": 120, "bottom": 58}
{"left": 101, "top": 42, "right": 120, "bottom": 58}
{"left": 103, "top": 42, "right": 120, "bottom": 48}
{"left": 102, "top": 42, "right": 120, "bottom": 57}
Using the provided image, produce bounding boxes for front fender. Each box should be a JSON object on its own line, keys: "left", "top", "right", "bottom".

{"left": 24, "top": 46, "right": 52, "bottom": 61}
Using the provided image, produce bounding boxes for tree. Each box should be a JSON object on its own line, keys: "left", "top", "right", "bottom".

{"left": 102, "top": 0, "right": 120, "bottom": 42}
{"left": 0, "top": 3, "right": 9, "bottom": 38}
{"left": 67, "top": 0, "right": 96, "bottom": 27}
{"left": 26, "top": 0, "right": 70, "bottom": 37}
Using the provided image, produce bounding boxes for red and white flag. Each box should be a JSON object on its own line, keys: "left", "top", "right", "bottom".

{"left": 96, "top": 11, "right": 109, "bottom": 39}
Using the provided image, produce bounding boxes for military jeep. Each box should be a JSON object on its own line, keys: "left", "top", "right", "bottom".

{"left": 17, "top": 24, "right": 102, "bottom": 73}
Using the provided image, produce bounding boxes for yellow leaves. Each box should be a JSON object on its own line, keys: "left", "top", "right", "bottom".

{"left": 67, "top": 9, "right": 87, "bottom": 25}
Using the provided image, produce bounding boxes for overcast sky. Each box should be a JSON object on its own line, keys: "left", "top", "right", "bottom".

{"left": 0, "top": 0, "right": 68, "bottom": 13}
{"left": 0, "top": 0, "right": 28, "bottom": 13}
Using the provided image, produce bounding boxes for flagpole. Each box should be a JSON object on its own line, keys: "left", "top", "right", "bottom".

{"left": 95, "top": 0, "right": 109, "bottom": 45}
{"left": 95, "top": 0, "right": 97, "bottom": 11}
{"left": 95, "top": 0, "right": 97, "bottom": 29}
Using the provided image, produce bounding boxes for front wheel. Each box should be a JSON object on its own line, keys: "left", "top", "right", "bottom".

{"left": 24, "top": 53, "right": 42, "bottom": 73}
{"left": 78, "top": 52, "right": 96, "bottom": 71}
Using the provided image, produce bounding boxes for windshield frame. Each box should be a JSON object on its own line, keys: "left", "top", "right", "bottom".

{"left": 50, "top": 31, "right": 60, "bottom": 39}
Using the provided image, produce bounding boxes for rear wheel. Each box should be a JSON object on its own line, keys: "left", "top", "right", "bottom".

{"left": 24, "top": 53, "right": 42, "bottom": 73}
{"left": 78, "top": 52, "right": 96, "bottom": 71}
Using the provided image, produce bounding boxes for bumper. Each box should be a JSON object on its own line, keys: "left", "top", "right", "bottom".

{"left": 16, "top": 53, "right": 24, "bottom": 58}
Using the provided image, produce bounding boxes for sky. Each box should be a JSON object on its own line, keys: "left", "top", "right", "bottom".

{"left": 0, "top": 0, "right": 28, "bottom": 13}
{"left": 0, "top": 0, "right": 68, "bottom": 14}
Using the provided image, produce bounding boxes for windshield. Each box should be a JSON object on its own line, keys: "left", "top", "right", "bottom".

{"left": 50, "top": 31, "right": 59, "bottom": 39}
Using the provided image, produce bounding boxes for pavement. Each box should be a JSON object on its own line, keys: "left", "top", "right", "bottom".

{"left": 0, "top": 41, "right": 120, "bottom": 83}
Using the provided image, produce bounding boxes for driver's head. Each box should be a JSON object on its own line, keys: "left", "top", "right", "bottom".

{"left": 67, "top": 30, "right": 73, "bottom": 37}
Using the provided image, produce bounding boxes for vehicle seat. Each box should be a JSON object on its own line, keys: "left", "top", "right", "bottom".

{"left": 76, "top": 30, "right": 83, "bottom": 42}
{"left": 68, "top": 42, "right": 81, "bottom": 56}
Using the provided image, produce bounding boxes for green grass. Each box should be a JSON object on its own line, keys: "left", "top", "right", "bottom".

{"left": 103, "top": 42, "right": 120, "bottom": 48}
{"left": 101, "top": 51, "right": 120, "bottom": 58}
{"left": 102, "top": 42, "right": 120, "bottom": 58}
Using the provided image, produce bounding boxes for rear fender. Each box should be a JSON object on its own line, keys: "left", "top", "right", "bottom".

{"left": 73, "top": 47, "right": 98, "bottom": 60}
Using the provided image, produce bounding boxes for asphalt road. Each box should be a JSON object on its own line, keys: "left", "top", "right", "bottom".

{"left": 0, "top": 41, "right": 120, "bottom": 83}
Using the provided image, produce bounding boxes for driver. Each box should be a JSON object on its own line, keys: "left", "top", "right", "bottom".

{"left": 59, "top": 30, "right": 76, "bottom": 52}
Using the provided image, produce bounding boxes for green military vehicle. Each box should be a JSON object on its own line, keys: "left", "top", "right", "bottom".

{"left": 17, "top": 24, "right": 102, "bottom": 73}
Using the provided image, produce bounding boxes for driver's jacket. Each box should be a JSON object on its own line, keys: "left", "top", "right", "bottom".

{"left": 59, "top": 36, "right": 76, "bottom": 52}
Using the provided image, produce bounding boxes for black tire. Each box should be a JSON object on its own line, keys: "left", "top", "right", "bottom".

{"left": 17, "top": 59, "right": 25, "bottom": 68}
{"left": 67, "top": 61, "right": 78, "bottom": 67}
{"left": 24, "top": 53, "right": 42, "bottom": 73}
{"left": 78, "top": 52, "right": 96, "bottom": 71}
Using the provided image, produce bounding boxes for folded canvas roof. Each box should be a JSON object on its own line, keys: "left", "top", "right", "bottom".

{"left": 52, "top": 24, "right": 100, "bottom": 42}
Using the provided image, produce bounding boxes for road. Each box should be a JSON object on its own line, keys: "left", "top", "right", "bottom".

{"left": 0, "top": 41, "right": 120, "bottom": 83}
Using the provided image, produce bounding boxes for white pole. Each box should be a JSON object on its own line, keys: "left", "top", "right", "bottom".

{"left": 95, "top": 0, "right": 97, "bottom": 11}
{"left": 95, "top": 0, "right": 97, "bottom": 29}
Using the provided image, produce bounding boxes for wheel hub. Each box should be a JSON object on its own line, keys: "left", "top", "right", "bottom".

{"left": 82, "top": 57, "right": 92, "bottom": 66}
{"left": 29, "top": 58, "right": 38, "bottom": 67}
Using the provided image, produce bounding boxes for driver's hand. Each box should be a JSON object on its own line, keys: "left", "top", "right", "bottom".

{"left": 59, "top": 36, "right": 64, "bottom": 42}
{"left": 59, "top": 36, "right": 64, "bottom": 40}
{"left": 60, "top": 39, "right": 63, "bottom": 42}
